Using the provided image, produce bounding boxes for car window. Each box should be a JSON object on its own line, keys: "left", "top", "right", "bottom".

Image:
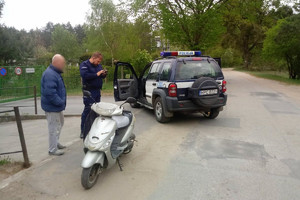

{"left": 117, "top": 65, "right": 135, "bottom": 79}
{"left": 175, "top": 60, "right": 223, "bottom": 80}
{"left": 143, "top": 67, "right": 151, "bottom": 79}
{"left": 160, "top": 62, "right": 172, "bottom": 81}
{"left": 147, "top": 63, "right": 160, "bottom": 80}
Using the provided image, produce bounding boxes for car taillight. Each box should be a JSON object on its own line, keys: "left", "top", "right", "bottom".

{"left": 168, "top": 83, "right": 177, "bottom": 97}
{"left": 222, "top": 80, "right": 227, "bottom": 93}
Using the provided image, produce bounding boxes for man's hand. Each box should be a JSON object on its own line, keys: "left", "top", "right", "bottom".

{"left": 97, "top": 70, "right": 104, "bottom": 76}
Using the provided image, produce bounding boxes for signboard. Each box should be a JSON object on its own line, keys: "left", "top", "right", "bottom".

{"left": 15, "top": 67, "right": 22, "bottom": 75}
{"left": 25, "top": 68, "right": 35, "bottom": 73}
{"left": 0, "top": 67, "right": 7, "bottom": 76}
{"left": 178, "top": 51, "right": 195, "bottom": 56}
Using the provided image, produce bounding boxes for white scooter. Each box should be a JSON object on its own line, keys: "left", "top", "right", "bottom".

{"left": 81, "top": 90, "right": 136, "bottom": 189}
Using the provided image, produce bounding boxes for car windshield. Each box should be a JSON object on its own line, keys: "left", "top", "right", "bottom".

{"left": 175, "top": 60, "right": 223, "bottom": 80}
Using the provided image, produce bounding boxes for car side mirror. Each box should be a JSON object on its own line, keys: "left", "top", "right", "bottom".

{"left": 83, "top": 90, "right": 91, "bottom": 97}
{"left": 126, "top": 97, "right": 137, "bottom": 104}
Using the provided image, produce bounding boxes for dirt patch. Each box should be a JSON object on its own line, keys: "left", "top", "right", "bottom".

{"left": 0, "top": 162, "right": 24, "bottom": 182}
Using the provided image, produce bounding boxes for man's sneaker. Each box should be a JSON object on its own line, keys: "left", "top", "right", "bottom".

{"left": 57, "top": 143, "right": 66, "bottom": 149}
{"left": 49, "top": 150, "right": 64, "bottom": 156}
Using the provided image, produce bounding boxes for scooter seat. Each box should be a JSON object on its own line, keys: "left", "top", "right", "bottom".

{"left": 112, "top": 115, "right": 130, "bottom": 129}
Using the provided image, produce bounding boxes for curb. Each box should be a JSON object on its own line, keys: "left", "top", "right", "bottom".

{"left": 0, "top": 137, "right": 81, "bottom": 190}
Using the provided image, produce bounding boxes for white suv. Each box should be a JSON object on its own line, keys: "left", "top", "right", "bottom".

{"left": 113, "top": 51, "right": 227, "bottom": 123}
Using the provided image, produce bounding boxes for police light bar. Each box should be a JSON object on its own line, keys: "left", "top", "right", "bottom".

{"left": 160, "top": 51, "right": 201, "bottom": 57}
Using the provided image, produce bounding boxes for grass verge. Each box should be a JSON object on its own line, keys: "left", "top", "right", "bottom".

{"left": 0, "top": 157, "right": 11, "bottom": 166}
{"left": 235, "top": 69, "right": 300, "bottom": 85}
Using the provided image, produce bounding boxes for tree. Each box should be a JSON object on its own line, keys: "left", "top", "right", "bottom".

{"left": 51, "top": 25, "right": 82, "bottom": 62}
{"left": 222, "top": 0, "right": 270, "bottom": 69}
{"left": 0, "top": 26, "right": 35, "bottom": 64}
{"left": 263, "top": 14, "right": 300, "bottom": 79}
{"left": 0, "top": 0, "right": 4, "bottom": 19}
{"left": 131, "top": 49, "right": 152, "bottom": 75}
{"left": 74, "top": 24, "right": 86, "bottom": 44}
{"left": 135, "top": 0, "right": 226, "bottom": 50}
{"left": 41, "top": 22, "right": 55, "bottom": 49}
{"left": 86, "top": 0, "right": 153, "bottom": 66}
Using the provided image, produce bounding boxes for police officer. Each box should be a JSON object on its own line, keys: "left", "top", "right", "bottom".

{"left": 79, "top": 52, "right": 107, "bottom": 138}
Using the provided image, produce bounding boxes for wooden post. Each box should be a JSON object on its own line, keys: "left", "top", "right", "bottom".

{"left": 14, "top": 107, "right": 30, "bottom": 168}
{"left": 33, "top": 86, "right": 37, "bottom": 115}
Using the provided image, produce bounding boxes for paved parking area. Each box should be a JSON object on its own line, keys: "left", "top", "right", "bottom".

{"left": 1, "top": 69, "right": 300, "bottom": 200}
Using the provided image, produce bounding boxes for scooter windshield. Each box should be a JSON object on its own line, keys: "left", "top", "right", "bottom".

{"left": 91, "top": 102, "right": 123, "bottom": 116}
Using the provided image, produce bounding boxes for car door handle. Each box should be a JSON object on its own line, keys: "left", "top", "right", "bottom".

{"left": 152, "top": 83, "right": 157, "bottom": 86}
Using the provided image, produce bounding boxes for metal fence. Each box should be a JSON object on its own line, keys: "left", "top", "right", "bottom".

{"left": 0, "top": 65, "right": 82, "bottom": 103}
{"left": 0, "top": 107, "right": 30, "bottom": 168}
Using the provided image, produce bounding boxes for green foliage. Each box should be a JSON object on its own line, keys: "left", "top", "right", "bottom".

{"left": 79, "top": 52, "right": 92, "bottom": 63}
{"left": 0, "top": 156, "right": 11, "bottom": 166}
{"left": 207, "top": 46, "right": 243, "bottom": 68}
{"left": 85, "top": 0, "right": 153, "bottom": 67}
{"left": 131, "top": 49, "right": 152, "bottom": 75}
{"left": 0, "top": 0, "right": 4, "bottom": 18}
{"left": 235, "top": 69, "right": 300, "bottom": 85}
{"left": 0, "top": 27, "right": 35, "bottom": 64}
{"left": 51, "top": 25, "right": 82, "bottom": 62}
{"left": 222, "top": 0, "right": 270, "bottom": 69}
{"left": 263, "top": 14, "right": 300, "bottom": 79}
{"left": 61, "top": 66, "right": 81, "bottom": 90}
{"left": 157, "top": 0, "right": 225, "bottom": 51}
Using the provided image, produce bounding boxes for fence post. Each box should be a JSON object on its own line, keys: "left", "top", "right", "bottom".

{"left": 33, "top": 86, "right": 37, "bottom": 115}
{"left": 14, "top": 107, "right": 30, "bottom": 168}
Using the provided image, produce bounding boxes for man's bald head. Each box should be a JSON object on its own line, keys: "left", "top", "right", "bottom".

{"left": 52, "top": 54, "right": 66, "bottom": 71}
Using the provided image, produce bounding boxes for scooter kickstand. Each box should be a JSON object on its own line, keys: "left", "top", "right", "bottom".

{"left": 117, "top": 157, "right": 123, "bottom": 171}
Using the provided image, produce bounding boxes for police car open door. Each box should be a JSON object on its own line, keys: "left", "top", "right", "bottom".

{"left": 114, "top": 62, "right": 139, "bottom": 101}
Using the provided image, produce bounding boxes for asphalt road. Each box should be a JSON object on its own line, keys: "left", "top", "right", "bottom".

{"left": 1, "top": 69, "right": 300, "bottom": 200}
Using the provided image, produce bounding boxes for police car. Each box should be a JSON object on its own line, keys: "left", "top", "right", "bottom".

{"left": 113, "top": 51, "right": 227, "bottom": 123}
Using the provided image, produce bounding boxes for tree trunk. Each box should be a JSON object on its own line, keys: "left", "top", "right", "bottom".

{"left": 243, "top": 50, "right": 251, "bottom": 69}
{"left": 286, "top": 54, "right": 296, "bottom": 79}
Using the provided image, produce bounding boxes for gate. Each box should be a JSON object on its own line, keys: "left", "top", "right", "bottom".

{"left": 0, "top": 66, "right": 46, "bottom": 103}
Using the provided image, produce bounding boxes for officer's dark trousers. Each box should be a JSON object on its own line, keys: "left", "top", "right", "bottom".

{"left": 81, "top": 89, "right": 101, "bottom": 133}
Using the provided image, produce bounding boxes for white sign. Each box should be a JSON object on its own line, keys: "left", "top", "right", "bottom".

{"left": 178, "top": 51, "right": 195, "bottom": 56}
{"left": 25, "top": 68, "right": 35, "bottom": 73}
{"left": 15, "top": 67, "right": 22, "bottom": 75}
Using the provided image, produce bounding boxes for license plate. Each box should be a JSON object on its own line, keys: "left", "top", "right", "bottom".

{"left": 199, "top": 89, "right": 218, "bottom": 96}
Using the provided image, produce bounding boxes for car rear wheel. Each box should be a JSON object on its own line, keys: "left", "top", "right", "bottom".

{"left": 154, "top": 97, "right": 170, "bottom": 123}
{"left": 203, "top": 108, "right": 219, "bottom": 119}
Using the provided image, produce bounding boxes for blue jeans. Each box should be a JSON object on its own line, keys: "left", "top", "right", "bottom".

{"left": 81, "top": 90, "right": 101, "bottom": 132}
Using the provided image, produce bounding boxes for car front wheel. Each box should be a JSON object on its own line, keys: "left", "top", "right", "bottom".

{"left": 154, "top": 97, "right": 170, "bottom": 123}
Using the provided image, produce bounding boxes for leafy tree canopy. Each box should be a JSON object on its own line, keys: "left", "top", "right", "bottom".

{"left": 263, "top": 14, "right": 300, "bottom": 79}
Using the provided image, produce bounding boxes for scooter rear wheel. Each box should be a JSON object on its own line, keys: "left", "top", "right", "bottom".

{"left": 81, "top": 164, "right": 101, "bottom": 189}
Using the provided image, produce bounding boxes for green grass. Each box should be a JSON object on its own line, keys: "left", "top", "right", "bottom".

{"left": 0, "top": 95, "right": 35, "bottom": 103}
{"left": 0, "top": 157, "right": 11, "bottom": 166}
{"left": 235, "top": 69, "right": 300, "bottom": 85}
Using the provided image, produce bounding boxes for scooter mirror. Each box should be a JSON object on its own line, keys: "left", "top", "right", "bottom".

{"left": 126, "top": 97, "right": 137, "bottom": 104}
{"left": 83, "top": 90, "right": 92, "bottom": 98}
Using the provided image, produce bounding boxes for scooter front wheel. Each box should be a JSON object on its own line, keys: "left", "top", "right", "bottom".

{"left": 81, "top": 164, "right": 101, "bottom": 189}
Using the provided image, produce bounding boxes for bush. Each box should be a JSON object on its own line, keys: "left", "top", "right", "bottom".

{"left": 131, "top": 49, "right": 152, "bottom": 75}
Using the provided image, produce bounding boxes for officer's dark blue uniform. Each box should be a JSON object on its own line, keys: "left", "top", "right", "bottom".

{"left": 80, "top": 59, "right": 106, "bottom": 133}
